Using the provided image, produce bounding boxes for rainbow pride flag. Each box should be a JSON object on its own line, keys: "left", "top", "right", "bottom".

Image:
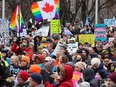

{"left": 31, "top": 2, "right": 43, "bottom": 21}
{"left": 31, "top": 0, "right": 60, "bottom": 21}
{"left": 10, "top": 5, "right": 24, "bottom": 32}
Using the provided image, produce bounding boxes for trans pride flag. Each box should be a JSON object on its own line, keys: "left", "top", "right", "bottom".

{"left": 10, "top": 5, "right": 24, "bottom": 32}
{"left": 31, "top": 0, "right": 59, "bottom": 22}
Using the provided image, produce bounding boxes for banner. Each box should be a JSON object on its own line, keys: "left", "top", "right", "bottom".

{"left": 51, "top": 19, "right": 61, "bottom": 34}
{"left": 32, "top": 26, "right": 49, "bottom": 37}
{"left": 79, "top": 34, "right": 95, "bottom": 46}
{"left": 104, "top": 19, "right": 116, "bottom": 26}
{"left": 0, "top": 19, "right": 9, "bottom": 45}
{"left": 94, "top": 24, "right": 106, "bottom": 42}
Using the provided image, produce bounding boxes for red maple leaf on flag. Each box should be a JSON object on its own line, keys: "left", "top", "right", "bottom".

{"left": 42, "top": 2, "right": 54, "bottom": 13}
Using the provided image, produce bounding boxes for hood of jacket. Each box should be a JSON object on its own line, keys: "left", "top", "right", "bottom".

{"left": 83, "top": 68, "right": 95, "bottom": 82}
{"left": 62, "top": 64, "right": 73, "bottom": 81}
{"left": 109, "top": 61, "right": 116, "bottom": 67}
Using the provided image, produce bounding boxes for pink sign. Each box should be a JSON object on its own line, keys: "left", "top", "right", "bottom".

{"left": 72, "top": 71, "right": 82, "bottom": 87}
{"left": 94, "top": 28, "right": 107, "bottom": 42}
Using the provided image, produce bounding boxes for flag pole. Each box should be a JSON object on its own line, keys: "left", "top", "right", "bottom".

{"left": 17, "top": 1, "right": 21, "bottom": 50}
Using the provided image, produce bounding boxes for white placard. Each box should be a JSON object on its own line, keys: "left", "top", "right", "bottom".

{"left": 52, "top": 40, "right": 64, "bottom": 55}
{"left": 108, "top": 37, "right": 114, "bottom": 43}
{"left": 0, "top": 19, "right": 9, "bottom": 45}
{"left": 32, "top": 26, "right": 49, "bottom": 37}
{"left": 67, "top": 42, "right": 78, "bottom": 55}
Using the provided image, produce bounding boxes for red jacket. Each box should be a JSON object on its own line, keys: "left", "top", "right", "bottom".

{"left": 44, "top": 64, "right": 73, "bottom": 87}
{"left": 56, "top": 65, "right": 73, "bottom": 87}
{"left": 11, "top": 42, "right": 33, "bottom": 57}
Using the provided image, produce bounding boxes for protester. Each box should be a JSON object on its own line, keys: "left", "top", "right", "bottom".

{"left": 91, "top": 58, "right": 108, "bottom": 79}
{"left": 20, "top": 56, "right": 30, "bottom": 70}
{"left": 29, "top": 64, "right": 41, "bottom": 74}
{"left": 74, "top": 61, "right": 85, "bottom": 86}
{"left": 14, "top": 70, "right": 29, "bottom": 87}
{"left": 83, "top": 68, "right": 98, "bottom": 87}
{"left": 1, "top": 12, "right": 116, "bottom": 87}
{"left": 29, "top": 73, "right": 44, "bottom": 87}
{"left": 10, "top": 55, "right": 20, "bottom": 75}
{"left": 108, "top": 61, "right": 116, "bottom": 73}
{"left": 106, "top": 72, "right": 116, "bottom": 87}
{"left": 60, "top": 46, "right": 72, "bottom": 61}
{"left": 1, "top": 49, "right": 10, "bottom": 65}
{"left": 0, "top": 60, "right": 14, "bottom": 87}
{"left": 58, "top": 54, "right": 69, "bottom": 64}
{"left": 44, "top": 64, "right": 74, "bottom": 87}
{"left": 42, "top": 49, "right": 50, "bottom": 59}
{"left": 11, "top": 38, "right": 33, "bottom": 56}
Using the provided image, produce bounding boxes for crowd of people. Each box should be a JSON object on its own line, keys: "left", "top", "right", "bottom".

{"left": 0, "top": 23, "right": 116, "bottom": 87}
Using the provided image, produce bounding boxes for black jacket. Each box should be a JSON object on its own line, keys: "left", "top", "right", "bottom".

{"left": 83, "top": 68, "right": 98, "bottom": 87}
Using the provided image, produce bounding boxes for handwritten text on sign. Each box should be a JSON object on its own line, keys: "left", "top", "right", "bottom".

{"left": 0, "top": 20, "right": 9, "bottom": 45}
{"left": 79, "top": 34, "right": 95, "bottom": 46}
{"left": 94, "top": 28, "right": 106, "bottom": 42}
{"left": 51, "top": 20, "right": 61, "bottom": 34}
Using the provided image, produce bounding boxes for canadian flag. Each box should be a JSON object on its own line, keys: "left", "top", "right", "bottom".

{"left": 38, "top": 0, "right": 56, "bottom": 20}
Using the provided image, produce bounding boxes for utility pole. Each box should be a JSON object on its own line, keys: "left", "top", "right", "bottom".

{"left": 95, "top": 0, "right": 98, "bottom": 24}
{"left": 2, "top": 0, "right": 5, "bottom": 19}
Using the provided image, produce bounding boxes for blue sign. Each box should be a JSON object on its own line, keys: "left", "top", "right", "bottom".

{"left": 104, "top": 19, "right": 116, "bottom": 26}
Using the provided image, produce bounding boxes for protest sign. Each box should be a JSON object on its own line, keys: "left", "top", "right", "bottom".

{"left": 52, "top": 40, "right": 64, "bottom": 55}
{"left": 79, "top": 34, "right": 95, "bottom": 46}
{"left": 10, "top": 65, "right": 29, "bottom": 75}
{"left": 32, "top": 26, "right": 49, "bottom": 37}
{"left": 104, "top": 19, "right": 116, "bottom": 27}
{"left": 108, "top": 37, "right": 114, "bottom": 43}
{"left": 94, "top": 24, "right": 106, "bottom": 42}
{"left": 67, "top": 42, "right": 78, "bottom": 55}
{"left": 0, "top": 19, "right": 9, "bottom": 45}
{"left": 72, "top": 71, "right": 82, "bottom": 87}
{"left": 18, "top": 29, "right": 27, "bottom": 37}
{"left": 51, "top": 20, "right": 61, "bottom": 34}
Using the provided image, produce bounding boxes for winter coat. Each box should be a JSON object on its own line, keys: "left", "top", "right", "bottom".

{"left": 11, "top": 42, "right": 33, "bottom": 57}
{"left": 83, "top": 68, "right": 98, "bottom": 87}
{"left": 14, "top": 81, "right": 29, "bottom": 87}
{"left": 10, "top": 65, "right": 29, "bottom": 75}
{"left": 92, "top": 62, "right": 109, "bottom": 79}
{"left": 44, "top": 64, "right": 73, "bottom": 87}
{"left": 0, "top": 60, "right": 14, "bottom": 87}
{"left": 56, "top": 64, "right": 73, "bottom": 87}
{"left": 108, "top": 61, "right": 116, "bottom": 73}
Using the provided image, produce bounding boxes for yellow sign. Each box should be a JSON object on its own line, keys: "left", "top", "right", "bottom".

{"left": 51, "top": 20, "right": 61, "bottom": 34}
{"left": 79, "top": 34, "right": 95, "bottom": 46}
